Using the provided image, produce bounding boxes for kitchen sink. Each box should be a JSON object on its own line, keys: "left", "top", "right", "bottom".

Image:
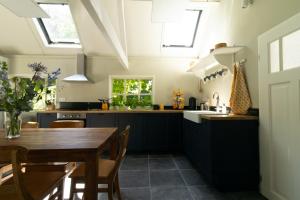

{"left": 183, "top": 110, "right": 225, "bottom": 123}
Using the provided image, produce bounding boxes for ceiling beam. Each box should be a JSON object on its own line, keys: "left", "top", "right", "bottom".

{"left": 118, "top": 0, "right": 128, "bottom": 57}
{"left": 131, "top": 0, "right": 220, "bottom": 1}
{"left": 81, "top": 0, "right": 129, "bottom": 69}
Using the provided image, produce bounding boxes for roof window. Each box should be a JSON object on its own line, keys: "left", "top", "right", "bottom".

{"left": 162, "top": 10, "right": 202, "bottom": 48}
{"left": 34, "top": 3, "right": 80, "bottom": 48}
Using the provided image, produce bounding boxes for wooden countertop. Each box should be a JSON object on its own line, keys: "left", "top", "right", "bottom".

{"left": 200, "top": 114, "right": 258, "bottom": 120}
{"left": 36, "top": 110, "right": 258, "bottom": 120}
{"left": 37, "top": 109, "right": 184, "bottom": 114}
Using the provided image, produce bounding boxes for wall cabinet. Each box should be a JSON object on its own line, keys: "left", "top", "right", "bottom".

{"left": 37, "top": 113, "right": 57, "bottom": 128}
{"left": 183, "top": 118, "right": 259, "bottom": 191}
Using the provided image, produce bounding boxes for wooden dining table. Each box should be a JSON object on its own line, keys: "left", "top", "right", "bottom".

{"left": 0, "top": 127, "right": 118, "bottom": 200}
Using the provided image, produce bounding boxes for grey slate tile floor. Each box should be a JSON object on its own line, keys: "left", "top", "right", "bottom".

{"left": 72, "top": 154, "right": 267, "bottom": 200}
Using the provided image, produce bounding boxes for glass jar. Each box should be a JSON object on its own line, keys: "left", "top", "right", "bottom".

{"left": 4, "top": 112, "right": 22, "bottom": 139}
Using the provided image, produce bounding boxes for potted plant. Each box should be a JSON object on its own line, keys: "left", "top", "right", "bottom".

{"left": 0, "top": 62, "right": 60, "bottom": 139}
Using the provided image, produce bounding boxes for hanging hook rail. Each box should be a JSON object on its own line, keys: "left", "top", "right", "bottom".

{"left": 203, "top": 68, "right": 228, "bottom": 82}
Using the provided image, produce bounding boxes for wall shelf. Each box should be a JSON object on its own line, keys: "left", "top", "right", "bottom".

{"left": 187, "top": 46, "right": 244, "bottom": 76}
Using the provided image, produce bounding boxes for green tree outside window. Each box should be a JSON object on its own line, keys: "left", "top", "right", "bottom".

{"left": 111, "top": 78, "right": 153, "bottom": 108}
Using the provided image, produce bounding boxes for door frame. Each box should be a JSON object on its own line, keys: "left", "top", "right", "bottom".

{"left": 258, "top": 12, "right": 300, "bottom": 200}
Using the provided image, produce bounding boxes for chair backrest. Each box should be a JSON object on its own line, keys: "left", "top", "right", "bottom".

{"left": 0, "top": 146, "right": 33, "bottom": 200}
{"left": 49, "top": 120, "right": 85, "bottom": 128}
{"left": 0, "top": 164, "right": 12, "bottom": 184}
{"left": 114, "top": 126, "right": 130, "bottom": 170}
{"left": 21, "top": 122, "right": 39, "bottom": 129}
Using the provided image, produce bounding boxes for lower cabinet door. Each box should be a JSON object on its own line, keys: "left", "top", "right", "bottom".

{"left": 118, "top": 113, "right": 183, "bottom": 153}
{"left": 167, "top": 113, "right": 183, "bottom": 152}
{"left": 86, "top": 113, "right": 116, "bottom": 127}
{"left": 37, "top": 113, "right": 57, "bottom": 128}
{"left": 118, "top": 113, "right": 145, "bottom": 152}
{"left": 183, "top": 119, "right": 195, "bottom": 160}
{"left": 143, "top": 114, "right": 168, "bottom": 152}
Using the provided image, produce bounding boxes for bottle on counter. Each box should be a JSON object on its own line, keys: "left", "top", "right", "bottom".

{"left": 159, "top": 104, "right": 164, "bottom": 110}
{"left": 102, "top": 102, "right": 108, "bottom": 110}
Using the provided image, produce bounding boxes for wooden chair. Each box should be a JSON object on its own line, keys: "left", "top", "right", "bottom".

{"left": 21, "top": 122, "right": 39, "bottom": 129}
{"left": 49, "top": 120, "right": 85, "bottom": 128}
{"left": 0, "top": 164, "right": 12, "bottom": 184}
{"left": 69, "top": 125, "right": 130, "bottom": 200}
{"left": 25, "top": 120, "right": 83, "bottom": 173}
{"left": 48, "top": 120, "right": 84, "bottom": 172}
{"left": 0, "top": 146, "right": 66, "bottom": 200}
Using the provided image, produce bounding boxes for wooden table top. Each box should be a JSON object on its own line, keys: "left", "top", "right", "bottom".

{"left": 0, "top": 127, "right": 118, "bottom": 200}
{"left": 0, "top": 128, "right": 118, "bottom": 151}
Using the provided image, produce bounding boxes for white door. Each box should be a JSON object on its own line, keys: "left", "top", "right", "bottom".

{"left": 258, "top": 12, "right": 300, "bottom": 200}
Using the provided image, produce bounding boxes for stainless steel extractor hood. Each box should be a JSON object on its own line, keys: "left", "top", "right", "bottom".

{"left": 63, "top": 54, "right": 90, "bottom": 82}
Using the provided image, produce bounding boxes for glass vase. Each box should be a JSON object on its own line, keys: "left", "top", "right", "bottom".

{"left": 4, "top": 112, "right": 22, "bottom": 139}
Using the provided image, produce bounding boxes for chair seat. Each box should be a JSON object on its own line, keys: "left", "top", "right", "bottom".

{"left": 0, "top": 185, "right": 18, "bottom": 199}
{"left": 70, "top": 159, "right": 116, "bottom": 179}
{"left": 2, "top": 171, "right": 65, "bottom": 200}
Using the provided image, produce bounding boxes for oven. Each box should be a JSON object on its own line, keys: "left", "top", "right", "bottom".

{"left": 56, "top": 113, "right": 87, "bottom": 127}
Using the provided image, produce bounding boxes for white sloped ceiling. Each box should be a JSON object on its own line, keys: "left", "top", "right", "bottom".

{"left": 0, "top": 0, "right": 116, "bottom": 56}
{"left": 0, "top": 0, "right": 219, "bottom": 58}
{"left": 0, "top": 5, "right": 42, "bottom": 55}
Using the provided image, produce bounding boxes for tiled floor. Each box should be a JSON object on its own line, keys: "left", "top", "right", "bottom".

{"left": 70, "top": 154, "right": 267, "bottom": 200}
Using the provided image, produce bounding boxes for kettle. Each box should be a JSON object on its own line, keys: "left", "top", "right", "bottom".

{"left": 189, "top": 97, "right": 197, "bottom": 110}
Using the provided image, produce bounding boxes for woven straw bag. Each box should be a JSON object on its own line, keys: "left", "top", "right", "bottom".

{"left": 229, "top": 64, "right": 252, "bottom": 115}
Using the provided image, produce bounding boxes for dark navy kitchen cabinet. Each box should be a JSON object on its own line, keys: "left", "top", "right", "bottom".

{"left": 86, "top": 113, "right": 116, "bottom": 127}
{"left": 117, "top": 113, "right": 145, "bottom": 152}
{"left": 183, "top": 118, "right": 259, "bottom": 191}
{"left": 142, "top": 113, "right": 183, "bottom": 153}
{"left": 167, "top": 113, "right": 183, "bottom": 152}
{"left": 183, "top": 118, "right": 212, "bottom": 179}
{"left": 118, "top": 113, "right": 182, "bottom": 153}
{"left": 143, "top": 114, "right": 169, "bottom": 152}
{"left": 37, "top": 112, "right": 182, "bottom": 153}
{"left": 183, "top": 118, "right": 195, "bottom": 159}
{"left": 37, "top": 113, "right": 57, "bottom": 128}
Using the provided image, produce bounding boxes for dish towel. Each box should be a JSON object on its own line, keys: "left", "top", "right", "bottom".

{"left": 229, "top": 63, "right": 252, "bottom": 114}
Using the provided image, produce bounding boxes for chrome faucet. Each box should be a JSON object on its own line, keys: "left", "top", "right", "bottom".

{"left": 213, "top": 92, "right": 220, "bottom": 110}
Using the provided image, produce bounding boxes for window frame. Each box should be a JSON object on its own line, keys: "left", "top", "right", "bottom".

{"left": 162, "top": 10, "right": 202, "bottom": 48}
{"left": 35, "top": 3, "right": 80, "bottom": 46}
{"left": 109, "top": 75, "right": 155, "bottom": 107}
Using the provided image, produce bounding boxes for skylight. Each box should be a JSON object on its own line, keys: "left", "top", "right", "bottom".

{"left": 35, "top": 3, "right": 80, "bottom": 47}
{"left": 162, "top": 10, "right": 202, "bottom": 48}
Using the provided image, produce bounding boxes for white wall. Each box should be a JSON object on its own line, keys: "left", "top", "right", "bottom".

{"left": 200, "top": 0, "right": 300, "bottom": 108}
{"left": 8, "top": 55, "right": 200, "bottom": 106}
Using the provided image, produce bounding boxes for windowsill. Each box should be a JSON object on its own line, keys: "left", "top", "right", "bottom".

{"left": 43, "top": 43, "right": 82, "bottom": 49}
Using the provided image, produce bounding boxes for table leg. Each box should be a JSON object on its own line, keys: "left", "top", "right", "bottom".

{"left": 84, "top": 152, "right": 98, "bottom": 200}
